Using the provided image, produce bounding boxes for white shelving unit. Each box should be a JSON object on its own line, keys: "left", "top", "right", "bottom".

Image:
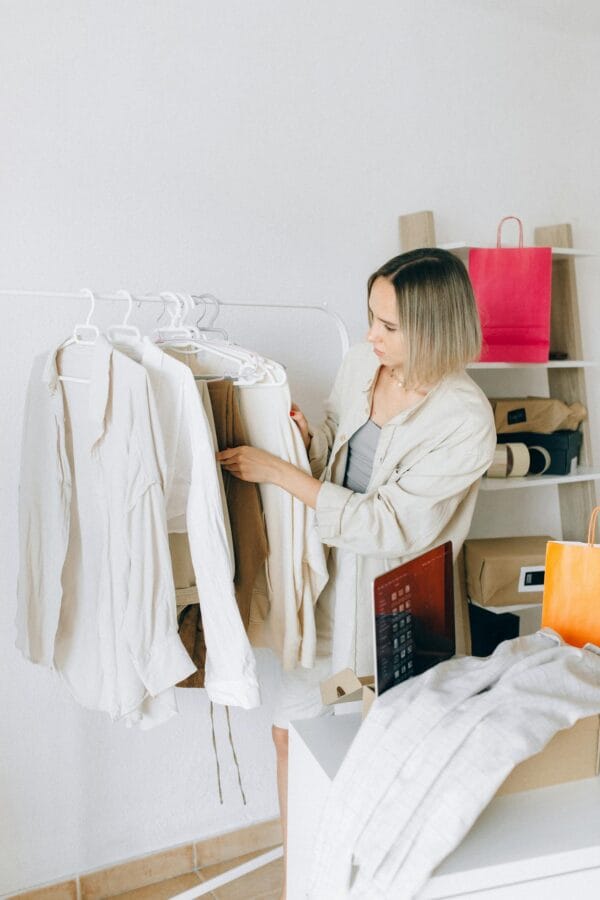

{"left": 439, "top": 242, "right": 595, "bottom": 261}
{"left": 399, "top": 210, "right": 599, "bottom": 654}
{"left": 468, "top": 360, "right": 599, "bottom": 369}
{"left": 480, "top": 467, "right": 600, "bottom": 491}
{"left": 288, "top": 715, "right": 600, "bottom": 899}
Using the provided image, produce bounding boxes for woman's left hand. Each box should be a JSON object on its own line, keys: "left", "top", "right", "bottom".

{"left": 217, "top": 446, "right": 283, "bottom": 484}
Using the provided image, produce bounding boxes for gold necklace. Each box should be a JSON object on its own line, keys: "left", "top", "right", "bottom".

{"left": 389, "top": 367, "right": 405, "bottom": 388}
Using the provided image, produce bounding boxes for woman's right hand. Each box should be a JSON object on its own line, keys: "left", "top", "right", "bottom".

{"left": 290, "top": 403, "right": 311, "bottom": 450}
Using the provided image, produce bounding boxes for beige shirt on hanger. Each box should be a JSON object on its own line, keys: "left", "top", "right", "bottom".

{"left": 236, "top": 375, "right": 330, "bottom": 671}
{"left": 16, "top": 336, "right": 196, "bottom": 728}
{"left": 134, "top": 337, "right": 260, "bottom": 709}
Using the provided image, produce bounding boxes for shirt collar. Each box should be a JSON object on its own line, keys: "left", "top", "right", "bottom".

{"left": 42, "top": 345, "right": 60, "bottom": 393}
{"left": 359, "top": 351, "right": 451, "bottom": 426}
{"left": 89, "top": 335, "right": 113, "bottom": 445}
{"left": 141, "top": 334, "right": 166, "bottom": 368}
{"left": 387, "top": 376, "right": 448, "bottom": 426}
{"left": 361, "top": 352, "right": 380, "bottom": 395}
{"left": 43, "top": 335, "right": 113, "bottom": 446}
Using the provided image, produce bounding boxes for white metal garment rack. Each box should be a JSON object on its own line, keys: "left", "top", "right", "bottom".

{"left": 7, "top": 286, "right": 349, "bottom": 898}
{"left": 1, "top": 288, "right": 351, "bottom": 357}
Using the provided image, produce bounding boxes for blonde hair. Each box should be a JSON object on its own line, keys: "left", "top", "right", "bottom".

{"left": 368, "top": 248, "right": 481, "bottom": 388}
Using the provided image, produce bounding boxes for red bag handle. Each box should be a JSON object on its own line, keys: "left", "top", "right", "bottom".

{"left": 496, "top": 216, "right": 524, "bottom": 248}
{"left": 587, "top": 506, "right": 600, "bottom": 546}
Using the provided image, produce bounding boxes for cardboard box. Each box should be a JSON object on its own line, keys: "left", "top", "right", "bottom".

{"left": 362, "top": 684, "right": 376, "bottom": 717}
{"left": 465, "top": 535, "right": 551, "bottom": 607}
{"left": 320, "top": 668, "right": 375, "bottom": 719}
{"left": 496, "top": 715, "right": 600, "bottom": 796}
{"left": 321, "top": 670, "right": 600, "bottom": 796}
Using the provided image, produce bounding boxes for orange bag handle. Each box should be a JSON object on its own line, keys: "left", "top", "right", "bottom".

{"left": 496, "top": 216, "right": 524, "bottom": 248}
{"left": 587, "top": 506, "right": 600, "bottom": 546}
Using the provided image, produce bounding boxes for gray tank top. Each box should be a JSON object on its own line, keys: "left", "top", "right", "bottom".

{"left": 343, "top": 419, "right": 381, "bottom": 493}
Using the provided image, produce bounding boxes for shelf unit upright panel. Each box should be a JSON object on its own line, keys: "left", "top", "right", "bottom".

{"left": 534, "top": 222, "right": 597, "bottom": 540}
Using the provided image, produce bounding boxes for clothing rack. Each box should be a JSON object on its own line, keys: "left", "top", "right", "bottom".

{"left": 1, "top": 288, "right": 350, "bottom": 357}
{"left": 8, "top": 285, "right": 349, "bottom": 897}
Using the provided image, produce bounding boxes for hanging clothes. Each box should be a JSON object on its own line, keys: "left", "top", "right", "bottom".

{"left": 206, "top": 378, "right": 269, "bottom": 628}
{"left": 122, "top": 337, "right": 260, "bottom": 709}
{"left": 167, "top": 356, "right": 269, "bottom": 659}
{"left": 175, "top": 602, "right": 207, "bottom": 689}
{"left": 16, "top": 337, "right": 196, "bottom": 728}
{"left": 237, "top": 376, "right": 330, "bottom": 671}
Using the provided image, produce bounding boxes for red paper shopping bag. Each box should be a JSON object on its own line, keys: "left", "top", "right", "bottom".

{"left": 469, "top": 216, "right": 552, "bottom": 362}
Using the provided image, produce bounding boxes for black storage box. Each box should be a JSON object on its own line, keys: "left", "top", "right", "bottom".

{"left": 468, "top": 603, "right": 520, "bottom": 657}
{"left": 496, "top": 429, "right": 582, "bottom": 475}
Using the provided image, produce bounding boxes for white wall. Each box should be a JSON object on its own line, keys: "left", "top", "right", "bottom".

{"left": 2, "top": 1, "right": 600, "bottom": 893}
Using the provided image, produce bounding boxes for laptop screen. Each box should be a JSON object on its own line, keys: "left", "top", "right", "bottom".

{"left": 372, "top": 541, "right": 455, "bottom": 696}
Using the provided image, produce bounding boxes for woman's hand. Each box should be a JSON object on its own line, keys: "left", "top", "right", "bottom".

{"left": 217, "top": 445, "right": 322, "bottom": 508}
{"left": 217, "top": 446, "right": 284, "bottom": 484}
{"left": 290, "top": 403, "right": 311, "bottom": 450}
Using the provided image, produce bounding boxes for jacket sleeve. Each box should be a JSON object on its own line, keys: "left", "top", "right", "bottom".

{"left": 314, "top": 419, "right": 496, "bottom": 559}
{"left": 182, "top": 374, "right": 261, "bottom": 709}
{"left": 16, "top": 358, "right": 68, "bottom": 665}
{"left": 124, "top": 376, "right": 196, "bottom": 695}
{"left": 125, "top": 481, "right": 197, "bottom": 695}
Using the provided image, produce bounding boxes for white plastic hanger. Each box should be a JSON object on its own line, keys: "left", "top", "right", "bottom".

{"left": 193, "top": 292, "right": 221, "bottom": 328}
{"left": 153, "top": 292, "right": 200, "bottom": 343}
{"left": 156, "top": 293, "right": 270, "bottom": 385}
{"left": 106, "top": 289, "right": 142, "bottom": 347}
{"left": 57, "top": 288, "right": 100, "bottom": 384}
{"left": 182, "top": 293, "right": 287, "bottom": 386}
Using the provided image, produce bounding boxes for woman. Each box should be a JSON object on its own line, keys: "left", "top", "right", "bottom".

{"left": 217, "top": 247, "right": 496, "bottom": 885}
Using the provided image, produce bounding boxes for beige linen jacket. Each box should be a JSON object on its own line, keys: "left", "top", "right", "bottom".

{"left": 309, "top": 342, "right": 496, "bottom": 676}
{"left": 16, "top": 337, "right": 196, "bottom": 726}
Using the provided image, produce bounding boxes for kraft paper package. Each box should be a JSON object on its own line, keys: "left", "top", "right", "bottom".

{"left": 465, "top": 535, "right": 552, "bottom": 607}
{"left": 491, "top": 397, "right": 587, "bottom": 435}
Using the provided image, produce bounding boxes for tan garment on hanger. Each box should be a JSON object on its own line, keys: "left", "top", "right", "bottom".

{"left": 168, "top": 368, "right": 268, "bottom": 687}
{"left": 175, "top": 598, "right": 206, "bottom": 689}
{"left": 205, "top": 379, "right": 268, "bottom": 628}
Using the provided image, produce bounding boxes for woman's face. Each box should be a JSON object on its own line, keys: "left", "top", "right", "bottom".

{"left": 367, "top": 277, "right": 405, "bottom": 368}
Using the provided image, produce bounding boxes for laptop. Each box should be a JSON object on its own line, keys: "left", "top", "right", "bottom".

{"left": 372, "top": 541, "right": 455, "bottom": 697}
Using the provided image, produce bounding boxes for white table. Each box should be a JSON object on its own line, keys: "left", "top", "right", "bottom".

{"left": 288, "top": 713, "right": 600, "bottom": 898}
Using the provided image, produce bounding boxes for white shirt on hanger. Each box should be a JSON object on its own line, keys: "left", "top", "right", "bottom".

{"left": 16, "top": 336, "right": 196, "bottom": 727}
{"left": 134, "top": 336, "right": 260, "bottom": 709}
{"left": 237, "top": 375, "right": 329, "bottom": 670}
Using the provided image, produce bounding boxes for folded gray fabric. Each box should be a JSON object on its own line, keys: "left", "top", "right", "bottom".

{"left": 310, "top": 632, "right": 600, "bottom": 899}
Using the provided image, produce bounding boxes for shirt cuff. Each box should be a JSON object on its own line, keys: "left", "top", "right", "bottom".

{"left": 135, "top": 631, "right": 197, "bottom": 696}
{"left": 315, "top": 480, "right": 354, "bottom": 541}
{"left": 204, "top": 677, "right": 262, "bottom": 709}
{"left": 123, "top": 689, "right": 179, "bottom": 730}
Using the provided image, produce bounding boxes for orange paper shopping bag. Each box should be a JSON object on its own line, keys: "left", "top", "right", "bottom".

{"left": 469, "top": 216, "right": 552, "bottom": 362}
{"left": 542, "top": 506, "right": 600, "bottom": 648}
